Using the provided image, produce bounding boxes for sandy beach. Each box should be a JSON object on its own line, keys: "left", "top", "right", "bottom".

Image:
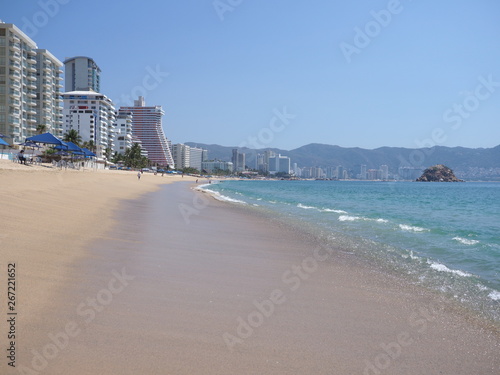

{"left": 1, "top": 162, "right": 499, "bottom": 374}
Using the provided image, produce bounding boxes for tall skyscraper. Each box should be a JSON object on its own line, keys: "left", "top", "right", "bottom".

{"left": 63, "top": 56, "right": 101, "bottom": 92}
{"left": 360, "top": 164, "right": 367, "bottom": 180}
{"left": 231, "top": 148, "right": 246, "bottom": 172}
{"left": 120, "top": 96, "right": 175, "bottom": 167}
{"left": 0, "top": 22, "right": 63, "bottom": 143}
{"left": 336, "top": 165, "right": 344, "bottom": 179}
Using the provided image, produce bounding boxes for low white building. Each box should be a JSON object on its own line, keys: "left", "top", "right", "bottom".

{"left": 201, "top": 160, "right": 233, "bottom": 173}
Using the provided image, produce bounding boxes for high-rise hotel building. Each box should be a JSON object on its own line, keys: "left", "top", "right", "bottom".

{"left": 120, "top": 96, "right": 175, "bottom": 168}
{"left": 61, "top": 90, "right": 116, "bottom": 160}
{"left": 0, "top": 22, "right": 63, "bottom": 143}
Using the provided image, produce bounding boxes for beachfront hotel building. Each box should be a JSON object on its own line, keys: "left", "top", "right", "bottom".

{"left": 61, "top": 90, "right": 116, "bottom": 160}
{"left": 189, "top": 146, "right": 206, "bottom": 171}
{"left": 172, "top": 143, "right": 190, "bottom": 170}
{"left": 63, "top": 56, "right": 101, "bottom": 92}
{"left": 113, "top": 109, "right": 133, "bottom": 155}
{"left": 268, "top": 154, "right": 291, "bottom": 174}
{"left": 120, "top": 96, "right": 175, "bottom": 168}
{"left": 171, "top": 144, "right": 207, "bottom": 171}
{"left": 0, "top": 22, "right": 63, "bottom": 143}
{"left": 36, "top": 49, "right": 64, "bottom": 137}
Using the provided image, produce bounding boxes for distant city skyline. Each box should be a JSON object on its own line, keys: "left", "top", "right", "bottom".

{"left": 2, "top": 1, "right": 500, "bottom": 150}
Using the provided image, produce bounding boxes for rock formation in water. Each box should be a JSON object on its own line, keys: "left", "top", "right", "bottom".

{"left": 416, "top": 164, "right": 463, "bottom": 182}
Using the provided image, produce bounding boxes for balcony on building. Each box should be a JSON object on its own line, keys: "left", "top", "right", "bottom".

{"left": 9, "top": 42, "right": 21, "bottom": 51}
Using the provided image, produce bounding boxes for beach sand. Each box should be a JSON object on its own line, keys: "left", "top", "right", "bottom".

{"left": 1, "top": 165, "right": 499, "bottom": 374}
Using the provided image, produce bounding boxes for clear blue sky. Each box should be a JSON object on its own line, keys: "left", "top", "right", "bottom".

{"left": 3, "top": 0, "right": 500, "bottom": 150}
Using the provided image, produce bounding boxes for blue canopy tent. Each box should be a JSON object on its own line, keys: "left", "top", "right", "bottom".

{"left": 26, "top": 132, "right": 67, "bottom": 147}
{"left": 82, "top": 148, "right": 96, "bottom": 157}
{"left": 0, "top": 137, "right": 9, "bottom": 157}
{"left": 54, "top": 141, "right": 82, "bottom": 153}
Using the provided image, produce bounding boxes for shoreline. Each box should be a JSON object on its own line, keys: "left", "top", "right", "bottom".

{"left": 199, "top": 179, "right": 500, "bottom": 323}
{"left": 7, "top": 180, "right": 498, "bottom": 374}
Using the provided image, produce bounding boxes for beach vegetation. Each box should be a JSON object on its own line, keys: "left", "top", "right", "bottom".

{"left": 181, "top": 167, "right": 200, "bottom": 175}
{"left": 122, "top": 143, "right": 150, "bottom": 169}
{"left": 62, "top": 129, "right": 82, "bottom": 146}
{"left": 36, "top": 124, "right": 47, "bottom": 134}
{"left": 81, "top": 140, "right": 96, "bottom": 153}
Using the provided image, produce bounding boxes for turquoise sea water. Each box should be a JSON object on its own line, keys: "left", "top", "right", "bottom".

{"left": 200, "top": 180, "right": 500, "bottom": 322}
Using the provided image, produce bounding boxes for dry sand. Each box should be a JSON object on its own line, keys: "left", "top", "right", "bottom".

{"left": 0, "top": 161, "right": 499, "bottom": 374}
{"left": 0, "top": 160, "right": 197, "bottom": 358}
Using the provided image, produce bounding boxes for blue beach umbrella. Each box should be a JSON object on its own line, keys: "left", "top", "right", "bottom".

{"left": 0, "top": 137, "right": 9, "bottom": 155}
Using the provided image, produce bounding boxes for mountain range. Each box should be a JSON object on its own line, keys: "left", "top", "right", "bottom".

{"left": 186, "top": 142, "right": 500, "bottom": 180}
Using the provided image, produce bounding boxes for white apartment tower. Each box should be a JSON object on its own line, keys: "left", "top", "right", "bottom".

{"left": 61, "top": 91, "right": 116, "bottom": 160}
{"left": 189, "top": 147, "right": 205, "bottom": 171}
{"left": 64, "top": 56, "right": 101, "bottom": 92}
{"left": 0, "top": 22, "right": 63, "bottom": 143}
{"left": 172, "top": 143, "right": 190, "bottom": 170}
{"left": 113, "top": 109, "right": 133, "bottom": 154}
{"left": 36, "top": 49, "right": 64, "bottom": 137}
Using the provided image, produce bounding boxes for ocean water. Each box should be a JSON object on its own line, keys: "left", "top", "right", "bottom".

{"left": 200, "top": 180, "right": 500, "bottom": 322}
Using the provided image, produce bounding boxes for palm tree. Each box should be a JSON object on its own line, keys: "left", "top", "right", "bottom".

{"left": 104, "top": 147, "right": 113, "bottom": 161}
{"left": 82, "top": 140, "right": 96, "bottom": 152}
{"left": 63, "top": 129, "right": 82, "bottom": 145}
{"left": 36, "top": 124, "right": 47, "bottom": 134}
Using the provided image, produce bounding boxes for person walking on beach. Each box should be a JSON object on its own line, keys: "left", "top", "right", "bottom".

{"left": 137, "top": 172, "right": 141, "bottom": 180}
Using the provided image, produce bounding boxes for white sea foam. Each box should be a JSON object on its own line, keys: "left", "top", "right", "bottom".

{"left": 338, "top": 215, "right": 361, "bottom": 222}
{"left": 401, "top": 250, "right": 420, "bottom": 261}
{"left": 297, "top": 203, "right": 316, "bottom": 210}
{"left": 488, "top": 291, "right": 500, "bottom": 301}
{"left": 195, "top": 183, "right": 211, "bottom": 191}
{"left": 209, "top": 191, "right": 247, "bottom": 204}
{"left": 399, "top": 224, "right": 428, "bottom": 232}
{"left": 453, "top": 237, "right": 480, "bottom": 245}
{"left": 375, "top": 218, "right": 389, "bottom": 223}
{"left": 321, "top": 208, "right": 348, "bottom": 214}
{"left": 428, "top": 261, "right": 472, "bottom": 277}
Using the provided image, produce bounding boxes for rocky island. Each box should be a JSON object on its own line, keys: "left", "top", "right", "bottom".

{"left": 416, "top": 164, "right": 464, "bottom": 182}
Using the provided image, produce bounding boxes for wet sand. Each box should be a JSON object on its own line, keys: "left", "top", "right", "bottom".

{"left": 11, "top": 182, "right": 499, "bottom": 375}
